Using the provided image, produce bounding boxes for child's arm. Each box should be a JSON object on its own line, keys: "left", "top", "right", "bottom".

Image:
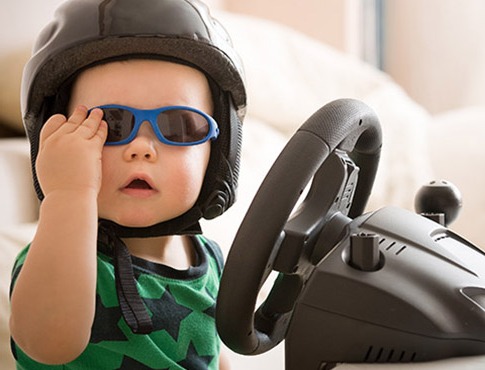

{"left": 9, "top": 106, "right": 107, "bottom": 364}
{"left": 219, "top": 350, "right": 231, "bottom": 370}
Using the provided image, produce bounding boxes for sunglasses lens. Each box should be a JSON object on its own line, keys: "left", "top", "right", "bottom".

{"left": 102, "top": 108, "right": 135, "bottom": 143}
{"left": 157, "top": 110, "right": 210, "bottom": 143}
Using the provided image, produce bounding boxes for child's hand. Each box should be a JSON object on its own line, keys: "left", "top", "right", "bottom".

{"left": 36, "top": 105, "right": 108, "bottom": 196}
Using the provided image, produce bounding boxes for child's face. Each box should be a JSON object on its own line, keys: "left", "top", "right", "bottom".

{"left": 68, "top": 59, "right": 213, "bottom": 227}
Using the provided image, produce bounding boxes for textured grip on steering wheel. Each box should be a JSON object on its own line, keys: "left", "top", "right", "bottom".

{"left": 299, "top": 98, "right": 382, "bottom": 154}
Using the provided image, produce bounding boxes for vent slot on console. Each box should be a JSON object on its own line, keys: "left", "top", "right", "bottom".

{"left": 364, "top": 345, "right": 417, "bottom": 363}
{"left": 379, "top": 238, "right": 407, "bottom": 256}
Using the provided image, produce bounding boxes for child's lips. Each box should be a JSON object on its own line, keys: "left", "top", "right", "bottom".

{"left": 121, "top": 175, "right": 158, "bottom": 197}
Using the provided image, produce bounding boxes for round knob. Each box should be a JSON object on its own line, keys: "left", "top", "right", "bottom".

{"left": 414, "top": 180, "right": 462, "bottom": 226}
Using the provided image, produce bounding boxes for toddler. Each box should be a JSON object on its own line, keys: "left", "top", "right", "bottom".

{"left": 9, "top": 0, "right": 246, "bottom": 369}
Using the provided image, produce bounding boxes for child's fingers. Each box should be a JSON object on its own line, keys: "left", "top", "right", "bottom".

{"left": 39, "top": 114, "right": 67, "bottom": 147}
{"left": 76, "top": 108, "right": 106, "bottom": 140}
{"left": 67, "top": 105, "right": 89, "bottom": 127}
{"left": 39, "top": 106, "right": 89, "bottom": 145}
{"left": 96, "top": 120, "right": 109, "bottom": 143}
{"left": 39, "top": 106, "right": 106, "bottom": 149}
{"left": 48, "top": 105, "right": 89, "bottom": 137}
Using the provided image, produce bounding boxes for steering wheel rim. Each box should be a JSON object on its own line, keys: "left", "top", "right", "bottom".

{"left": 216, "top": 99, "right": 382, "bottom": 355}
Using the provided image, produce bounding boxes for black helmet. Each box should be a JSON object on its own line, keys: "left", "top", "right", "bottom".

{"left": 22, "top": 0, "right": 246, "bottom": 237}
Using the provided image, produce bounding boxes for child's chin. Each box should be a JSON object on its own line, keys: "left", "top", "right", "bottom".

{"left": 101, "top": 209, "right": 188, "bottom": 229}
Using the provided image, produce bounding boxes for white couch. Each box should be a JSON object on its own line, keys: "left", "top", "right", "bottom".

{"left": 2, "top": 10, "right": 485, "bottom": 370}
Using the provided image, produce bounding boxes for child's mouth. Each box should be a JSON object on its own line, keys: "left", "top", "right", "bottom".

{"left": 126, "top": 179, "right": 153, "bottom": 190}
{"left": 122, "top": 177, "right": 157, "bottom": 198}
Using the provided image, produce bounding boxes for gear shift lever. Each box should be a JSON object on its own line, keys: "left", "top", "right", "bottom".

{"left": 414, "top": 180, "right": 462, "bottom": 226}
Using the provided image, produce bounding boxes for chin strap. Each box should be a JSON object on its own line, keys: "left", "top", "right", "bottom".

{"left": 97, "top": 206, "right": 204, "bottom": 334}
{"left": 98, "top": 222, "right": 153, "bottom": 334}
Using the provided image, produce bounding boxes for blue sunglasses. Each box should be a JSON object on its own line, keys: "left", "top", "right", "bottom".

{"left": 89, "top": 104, "right": 219, "bottom": 146}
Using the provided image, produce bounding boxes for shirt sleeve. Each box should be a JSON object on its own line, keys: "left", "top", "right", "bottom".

{"left": 9, "top": 244, "right": 30, "bottom": 298}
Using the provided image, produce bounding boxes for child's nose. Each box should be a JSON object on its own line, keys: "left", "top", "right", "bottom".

{"left": 123, "top": 121, "right": 158, "bottom": 161}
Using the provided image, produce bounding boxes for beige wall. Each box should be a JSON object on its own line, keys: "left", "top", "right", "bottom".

{"left": 218, "top": 0, "right": 485, "bottom": 114}
{"left": 384, "top": 0, "right": 485, "bottom": 114}
{"left": 221, "top": 0, "right": 361, "bottom": 55}
{"left": 4, "top": 0, "right": 483, "bottom": 114}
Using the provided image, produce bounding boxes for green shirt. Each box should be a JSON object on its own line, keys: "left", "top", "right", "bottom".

{"left": 10, "top": 235, "right": 224, "bottom": 369}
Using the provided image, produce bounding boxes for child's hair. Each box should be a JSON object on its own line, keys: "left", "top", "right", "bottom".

{"left": 22, "top": 0, "right": 247, "bottom": 237}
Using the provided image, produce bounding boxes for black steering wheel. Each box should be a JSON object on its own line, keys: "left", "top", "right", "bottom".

{"left": 216, "top": 99, "right": 382, "bottom": 355}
